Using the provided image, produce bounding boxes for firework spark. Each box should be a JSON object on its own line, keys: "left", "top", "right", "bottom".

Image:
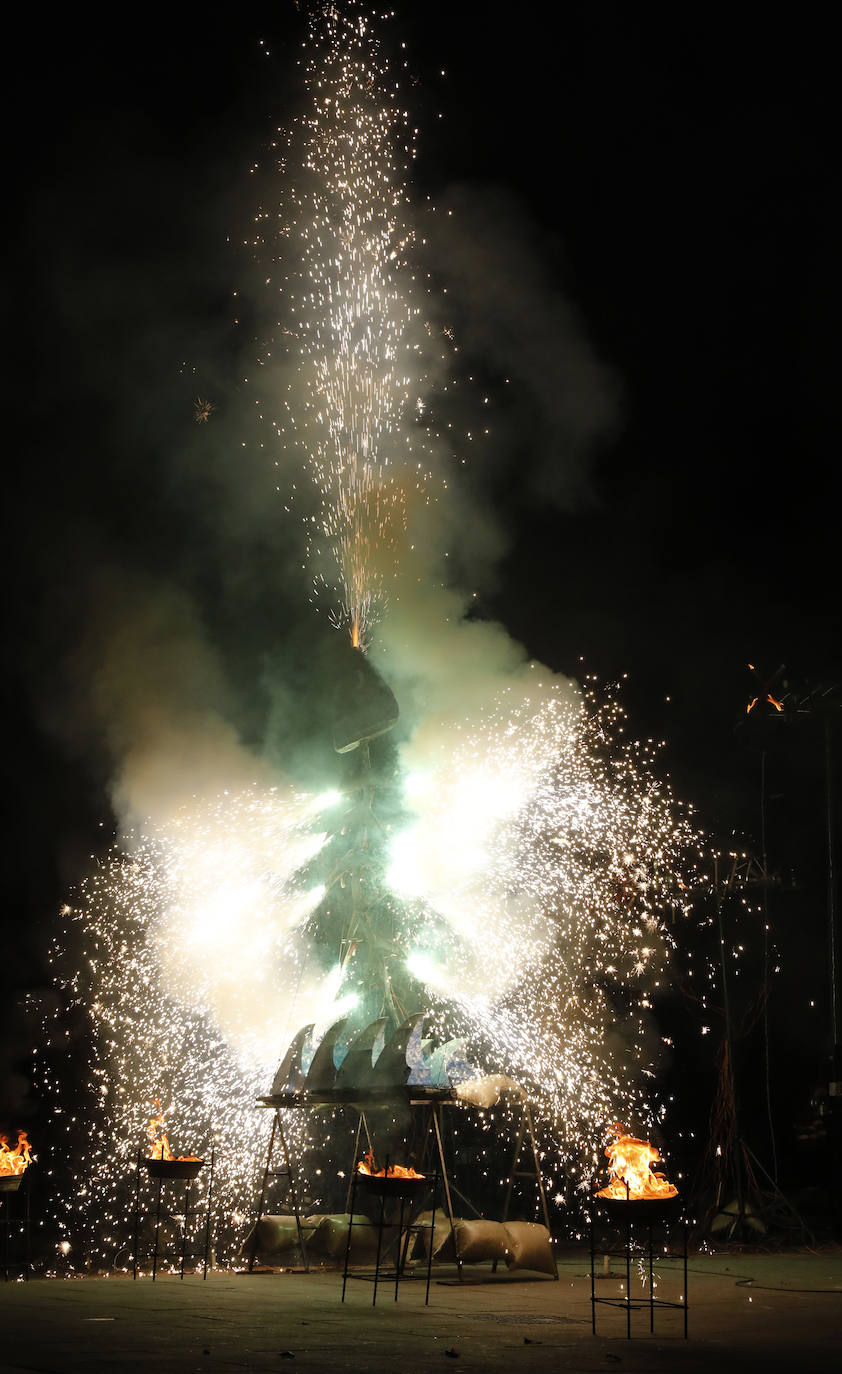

{"left": 261, "top": 2, "right": 429, "bottom": 645}
{"left": 389, "top": 680, "right": 702, "bottom": 1197}
{"left": 40, "top": 785, "right": 342, "bottom": 1266}
{"left": 39, "top": 3, "right": 708, "bottom": 1267}
{"left": 41, "top": 683, "right": 702, "bottom": 1260}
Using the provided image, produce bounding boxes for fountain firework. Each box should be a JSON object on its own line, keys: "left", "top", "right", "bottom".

{"left": 263, "top": 0, "right": 430, "bottom": 646}
{"left": 39, "top": 2, "right": 705, "bottom": 1266}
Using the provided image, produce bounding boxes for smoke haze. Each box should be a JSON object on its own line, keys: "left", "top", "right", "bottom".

{"left": 17, "top": 175, "right": 619, "bottom": 840}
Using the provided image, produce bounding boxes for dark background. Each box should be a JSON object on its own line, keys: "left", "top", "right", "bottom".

{"left": 3, "top": 3, "right": 839, "bottom": 1202}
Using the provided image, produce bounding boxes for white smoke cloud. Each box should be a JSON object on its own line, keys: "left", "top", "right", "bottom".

{"left": 60, "top": 567, "right": 273, "bottom": 836}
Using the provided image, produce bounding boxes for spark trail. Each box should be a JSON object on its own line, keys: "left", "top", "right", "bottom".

{"left": 267, "top": 1, "right": 427, "bottom": 645}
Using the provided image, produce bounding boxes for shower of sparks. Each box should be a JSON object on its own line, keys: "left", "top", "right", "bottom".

{"left": 260, "top": 1, "right": 430, "bottom": 645}
{"left": 390, "top": 679, "right": 704, "bottom": 1198}
{"left": 40, "top": 683, "right": 704, "bottom": 1262}
{"left": 38, "top": 3, "right": 714, "bottom": 1266}
{"left": 39, "top": 785, "right": 344, "bottom": 1267}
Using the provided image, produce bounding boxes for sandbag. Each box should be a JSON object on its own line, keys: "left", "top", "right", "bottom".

{"left": 408, "top": 1208, "right": 449, "bottom": 1259}
{"left": 313, "top": 1212, "right": 385, "bottom": 1260}
{"left": 240, "top": 1214, "right": 315, "bottom": 1261}
{"left": 422, "top": 1216, "right": 555, "bottom": 1274}
{"left": 502, "top": 1221, "right": 555, "bottom": 1275}
{"left": 451, "top": 1218, "right": 510, "bottom": 1264}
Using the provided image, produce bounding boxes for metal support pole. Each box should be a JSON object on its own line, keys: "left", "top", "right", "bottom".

{"left": 249, "top": 1114, "right": 277, "bottom": 1272}
{"left": 590, "top": 1209, "right": 596, "bottom": 1335}
{"left": 132, "top": 1150, "right": 141, "bottom": 1280}
{"left": 525, "top": 1103, "right": 557, "bottom": 1278}
{"left": 827, "top": 713, "right": 839, "bottom": 1065}
{"left": 394, "top": 1193, "right": 405, "bottom": 1302}
{"left": 424, "top": 1168, "right": 438, "bottom": 1306}
{"left": 23, "top": 1178, "right": 30, "bottom": 1281}
{"left": 825, "top": 714, "right": 842, "bottom": 1238}
{"left": 625, "top": 1184, "right": 631, "bottom": 1340}
{"left": 203, "top": 1145, "right": 215, "bottom": 1279}
{"left": 345, "top": 1114, "right": 364, "bottom": 1214}
{"left": 277, "top": 1113, "right": 309, "bottom": 1272}
{"left": 499, "top": 1111, "right": 526, "bottom": 1224}
{"left": 341, "top": 1168, "right": 357, "bottom": 1304}
{"left": 180, "top": 1184, "right": 189, "bottom": 1279}
{"left": 648, "top": 1224, "right": 654, "bottom": 1333}
{"left": 715, "top": 876, "right": 746, "bottom": 1230}
{"left": 431, "top": 1103, "right": 462, "bottom": 1279}
{"left": 683, "top": 1217, "right": 689, "bottom": 1339}
{"left": 371, "top": 1156, "right": 388, "bottom": 1307}
{"left": 152, "top": 1174, "right": 163, "bottom": 1282}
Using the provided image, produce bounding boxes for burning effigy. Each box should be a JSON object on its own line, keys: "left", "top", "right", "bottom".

{"left": 595, "top": 1123, "right": 678, "bottom": 1201}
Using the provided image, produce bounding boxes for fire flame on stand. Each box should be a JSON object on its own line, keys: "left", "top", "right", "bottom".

{"left": 0, "top": 1131, "right": 32, "bottom": 1176}
{"left": 357, "top": 1149, "right": 423, "bottom": 1180}
{"left": 146, "top": 1100, "right": 201, "bottom": 1162}
{"left": 595, "top": 1123, "right": 678, "bottom": 1201}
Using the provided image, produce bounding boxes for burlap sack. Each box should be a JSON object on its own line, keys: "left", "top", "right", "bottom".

{"left": 408, "top": 1209, "right": 449, "bottom": 1258}
{"left": 313, "top": 1212, "right": 384, "bottom": 1260}
{"left": 502, "top": 1221, "right": 555, "bottom": 1275}
{"left": 240, "top": 1214, "right": 315, "bottom": 1261}
{"left": 451, "top": 1218, "right": 510, "bottom": 1263}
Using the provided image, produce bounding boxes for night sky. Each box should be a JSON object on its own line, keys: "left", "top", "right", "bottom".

{"left": 4, "top": 3, "right": 839, "bottom": 1183}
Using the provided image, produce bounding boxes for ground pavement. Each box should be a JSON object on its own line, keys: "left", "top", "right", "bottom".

{"left": 1, "top": 1250, "right": 841, "bottom": 1373}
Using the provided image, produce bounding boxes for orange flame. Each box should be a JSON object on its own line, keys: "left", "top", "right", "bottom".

{"left": 357, "top": 1149, "right": 423, "bottom": 1180}
{"left": 746, "top": 666, "right": 785, "bottom": 715}
{"left": 350, "top": 619, "right": 360, "bottom": 649}
{"left": 0, "top": 1131, "right": 32, "bottom": 1177}
{"left": 146, "top": 1100, "right": 201, "bottom": 1162}
{"left": 747, "top": 694, "right": 784, "bottom": 715}
{"left": 595, "top": 1123, "right": 678, "bottom": 1201}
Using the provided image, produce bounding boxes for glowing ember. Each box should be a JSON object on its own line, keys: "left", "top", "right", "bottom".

{"left": 357, "top": 1149, "right": 423, "bottom": 1180}
{"left": 146, "top": 1101, "right": 201, "bottom": 1163}
{"left": 0, "top": 1131, "right": 32, "bottom": 1177}
{"left": 596, "top": 1123, "right": 678, "bottom": 1201}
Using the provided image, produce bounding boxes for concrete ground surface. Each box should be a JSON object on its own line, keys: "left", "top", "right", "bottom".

{"left": 1, "top": 1250, "right": 841, "bottom": 1374}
